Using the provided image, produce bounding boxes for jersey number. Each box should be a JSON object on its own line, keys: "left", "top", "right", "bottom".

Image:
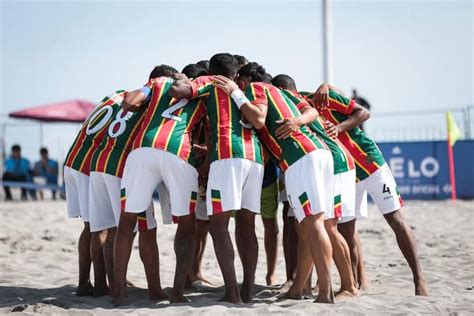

{"left": 108, "top": 109, "right": 133, "bottom": 138}
{"left": 162, "top": 99, "right": 188, "bottom": 122}
{"left": 382, "top": 184, "right": 391, "bottom": 195}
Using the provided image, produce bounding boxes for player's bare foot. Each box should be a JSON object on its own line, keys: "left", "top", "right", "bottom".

{"left": 189, "top": 274, "right": 215, "bottom": 287}
{"left": 415, "top": 281, "right": 428, "bottom": 296}
{"left": 76, "top": 281, "right": 94, "bottom": 296}
{"left": 240, "top": 284, "right": 253, "bottom": 303}
{"left": 219, "top": 291, "right": 242, "bottom": 304}
{"left": 279, "top": 279, "right": 294, "bottom": 292}
{"left": 149, "top": 289, "right": 168, "bottom": 301}
{"left": 266, "top": 274, "right": 278, "bottom": 286}
{"left": 170, "top": 295, "right": 191, "bottom": 303}
{"left": 359, "top": 278, "right": 369, "bottom": 290}
{"left": 93, "top": 285, "right": 109, "bottom": 298}
{"left": 277, "top": 288, "right": 303, "bottom": 301}
{"left": 314, "top": 292, "right": 335, "bottom": 304}
{"left": 335, "top": 288, "right": 360, "bottom": 299}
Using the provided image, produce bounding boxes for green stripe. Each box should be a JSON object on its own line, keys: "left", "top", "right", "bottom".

{"left": 298, "top": 192, "right": 308, "bottom": 204}
{"left": 211, "top": 189, "right": 221, "bottom": 199}
{"left": 334, "top": 194, "right": 341, "bottom": 205}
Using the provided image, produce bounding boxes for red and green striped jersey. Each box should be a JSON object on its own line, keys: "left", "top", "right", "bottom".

{"left": 189, "top": 76, "right": 263, "bottom": 164}
{"left": 132, "top": 77, "right": 206, "bottom": 167}
{"left": 90, "top": 106, "right": 146, "bottom": 178}
{"left": 64, "top": 91, "right": 126, "bottom": 175}
{"left": 244, "top": 82, "right": 328, "bottom": 171}
{"left": 306, "top": 89, "right": 385, "bottom": 181}
{"left": 283, "top": 90, "right": 355, "bottom": 175}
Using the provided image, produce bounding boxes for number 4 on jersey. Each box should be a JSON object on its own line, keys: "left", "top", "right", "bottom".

{"left": 383, "top": 184, "right": 391, "bottom": 195}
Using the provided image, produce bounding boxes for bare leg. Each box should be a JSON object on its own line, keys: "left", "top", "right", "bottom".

{"left": 282, "top": 205, "right": 298, "bottom": 290}
{"left": 303, "top": 214, "right": 334, "bottom": 304}
{"left": 208, "top": 212, "right": 241, "bottom": 303}
{"left": 338, "top": 219, "right": 361, "bottom": 288}
{"left": 112, "top": 213, "right": 136, "bottom": 305}
{"left": 235, "top": 209, "right": 258, "bottom": 303}
{"left": 262, "top": 217, "right": 279, "bottom": 286}
{"left": 76, "top": 222, "right": 93, "bottom": 296}
{"left": 103, "top": 227, "right": 116, "bottom": 293}
{"left": 171, "top": 215, "right": 196, "bottom": 303}
{"left": 188, "top": 219, "right": 213, "bottom": 285}
{"left": 324, "top": 219, "right": 359, "bottom": 297}
{"left": 284, "top": 221, "right": 313, "bottom": 299}
{"left": 384, "top": 210, "right": 427, "bottom": 296}
{"left": 139, "top": 228, "right": 167, "bottom": 301}
{"left": 355, "top": 231, "right": 369, "bottom": 289}
{"left": 90, "top": 229, "right": 109, "bottom": 297}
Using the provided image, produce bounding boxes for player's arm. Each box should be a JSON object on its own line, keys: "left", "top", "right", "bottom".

{"left": 213, "top": 75, "right": 267, "bottom": 129}
{"left": 275, "top": 92, "right": 319, "bottom": 139}
{"left": 324, "top": 103, "right": 370, "bottom": 138}
{"left": 169, "top": 78, "right": 193, "bottom": 99}
{"left": 122, "top": 81, "right": 155, "bottom": 112}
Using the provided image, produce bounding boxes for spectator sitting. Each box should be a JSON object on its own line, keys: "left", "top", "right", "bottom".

{"left": 34, "top": 147, "right": 59, "bottom": 200}
{"left": 2, "top": 144, "right": 31, "bottom": 201}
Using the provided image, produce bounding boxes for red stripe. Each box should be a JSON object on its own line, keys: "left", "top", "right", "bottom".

{"left": 338, "top": 132, "right": 379, "bottom": 174}
{"left": 65, "top": 129, "right": 87, "bottom": 167}
{"left": 133, "top": 83, "right": 164, "bottom": 149}
{"left": 302, "top": 202, "right": 312, "bottom": 217}
{"left": 138, "top": 218, "right": 148, "bottom": 232}
{"left": 212, "top": 200, "right": 222, "bottom": 215}
{"left": 243, "top": 129, "right": 255, "bottom": 161}
{"left": 334, "top": 204, "right": 342, "bottom": 219}
{"left": 178, "top": 102, "right": 205, "bottom": 160}
{"left": 257, "top": 126, "right": 283, "bottom": 160}
{"left": 189, "top": 201, "right": 197, "bottom": 215}
{"left": 153, "top": 117, "right": 174, "bottom": 148}
{"left": 217, "top": 89, "right": 232, "bottom": 159}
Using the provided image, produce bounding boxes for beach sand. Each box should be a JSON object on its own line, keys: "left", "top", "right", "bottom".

{"left": 1, "top": 200, "right": 473, "bottom": 315}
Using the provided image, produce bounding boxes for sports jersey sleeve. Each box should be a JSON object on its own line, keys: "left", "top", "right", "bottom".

{"left": 189, "top": 76, "right": 213, "bottom": 99}
{"left": 328, "top": 89, "right": 355, "bottom": 115}
{"left": 245, "top": 82, "right": 268, "bottom": 107}
{"left": 284, "top": 90, "right": 311, "bottom": 111}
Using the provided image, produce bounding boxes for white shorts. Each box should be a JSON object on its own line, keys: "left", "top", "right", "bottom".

{"left": 64, "top": 167, "right": 90, "bottom": 222}
{"left": 122, "top": 148, "right": 198, "bottom": 220}
{"left": 285, "top": 150, "right": 334, "bottom": 223}
{"left": 206, "top": 158, "right": 263, "bottom": 216}
{"left": 354, "top": 163, "right": 403, "bottom": 219}
{"left": 334, "top": 169, "right": 357, "bottom": 224}
{"left": 89, "top": 172, "right": 156, "bottom": 232}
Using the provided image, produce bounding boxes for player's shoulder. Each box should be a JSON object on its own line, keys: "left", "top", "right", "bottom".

{"left": 193, "top": 75, "right": 214, "bottom": 85}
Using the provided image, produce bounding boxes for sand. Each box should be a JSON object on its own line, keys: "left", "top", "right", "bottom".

{"left": 1, "top": 199, "right": 473, "bottom": 315}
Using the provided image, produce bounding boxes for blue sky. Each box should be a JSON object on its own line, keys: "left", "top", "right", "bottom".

{"left": 1, "top": 0, "right": 472, "bottom": 161}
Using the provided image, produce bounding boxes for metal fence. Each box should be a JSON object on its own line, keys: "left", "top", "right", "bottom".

{"left": 366, "top": 105, "right": 473, "bottom": 143}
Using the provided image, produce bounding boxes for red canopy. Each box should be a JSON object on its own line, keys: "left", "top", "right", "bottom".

{"left": 9, "top": 99, "right": 95, "bottom": 123}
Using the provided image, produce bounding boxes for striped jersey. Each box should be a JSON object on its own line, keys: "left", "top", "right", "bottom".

{"left": 307, "top": 89, "right": 385, "bottom": 181}
{"left": 132, "top": 77, "right": 206, "bottom": 167}
{"left": 64, "top": 91, "right": 126, "bottom": 175}
{"left": 189, "top": 76, "right": 263, "bottom": 164}
{"left": 245, "top": 82, "right": 328, "bottom": 171}
{"left": 283, "top": 90, "right": 355, "bottom": 175}
{"left": 90, "top": 106, "right": 145, "bottom": 178}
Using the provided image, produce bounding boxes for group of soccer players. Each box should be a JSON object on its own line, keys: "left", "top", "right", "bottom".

{"left": 64, "top": 53, "right": 428, "bottom": 306}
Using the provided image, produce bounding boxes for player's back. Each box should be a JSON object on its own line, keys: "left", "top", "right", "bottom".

{"left": 190, "top": 75, "right": 263, "bottom": 164}
{"left": 64, "top": 90, "right": 125, "bottom": 175}
{"left": 245, "top": 82, "right": 327, "bottom": 170}
{"left": 132, "top": 76, "right": 206, "bottom": 167}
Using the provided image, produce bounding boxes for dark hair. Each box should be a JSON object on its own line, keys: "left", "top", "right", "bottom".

{"left": 271, "top": 74, "right": 297, "bottom": 90}
{"left": 148, "top": 64, "right": 178, "bottom": 79}
{"left": 262, "top": 73, "right": 273, "bottom": 84}
{"left": 11, "top": 144, "right": 21, "bottom": 151}
{"left": 181, "top": 64, "right": 208, "bottom": 79}
{"left": 233, "top": 54, "right": 249, "bottom": 67}
{"left": 238, "top": 62, "right": 266, "bottom": 82}
{"left": 40, "top": 147, "right": 48, "bottom": 155}
{"left": 196, "top": 60, "right": 210, "bottom": 71}
{"left": 209, "top": 53, "right": 239, "bottom": 78}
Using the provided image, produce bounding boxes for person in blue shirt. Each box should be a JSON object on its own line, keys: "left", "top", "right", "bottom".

{"left": 34, "top": 147, "right": 59, "bottom": 200}
{"left": 3, "top": 144, "right": 31, "bottom": 201}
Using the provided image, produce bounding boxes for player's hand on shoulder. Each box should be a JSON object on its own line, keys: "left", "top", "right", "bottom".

{"left": 313, "top": 83, "right": 329, "bottom": 107}
{"left": 213, "top": 75, "right": 239, "bottom": 95}
{"left": 275, "top": 117, "right": 301, "bottom": 139}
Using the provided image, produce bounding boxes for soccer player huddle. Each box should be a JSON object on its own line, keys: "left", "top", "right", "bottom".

{"left": 64, "top": 53, "right": 428, "bottom": 306}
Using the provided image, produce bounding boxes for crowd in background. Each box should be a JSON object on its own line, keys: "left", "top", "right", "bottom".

{"left": 2, "top": 144, "right": 59, "bottom": 201}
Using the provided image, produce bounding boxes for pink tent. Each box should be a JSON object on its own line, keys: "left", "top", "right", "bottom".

{"left": 9, "top": 99, "right": 95, "bottom": 123}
